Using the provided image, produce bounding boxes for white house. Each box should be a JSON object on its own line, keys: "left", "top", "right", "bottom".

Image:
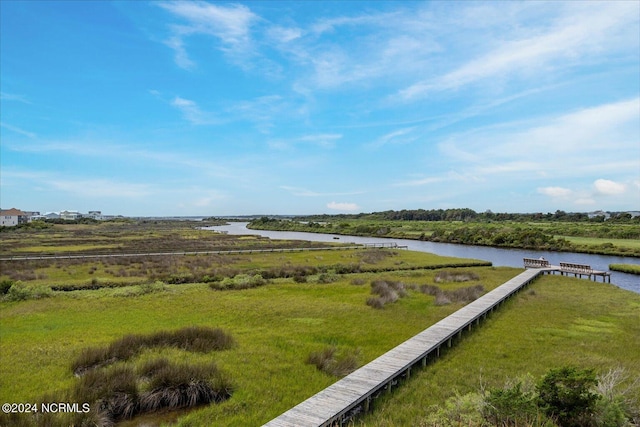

{"left": 86, "top": 211, "right": 104, "bottom": 220}
{"left": 59, "top": 210, "right": 82, "bottom": 220}
{"left": 0, "top": 208, "right": 28, "bottom": 227}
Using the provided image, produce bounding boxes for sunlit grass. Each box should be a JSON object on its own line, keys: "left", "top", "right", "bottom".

{"left": 556, "top": 235, "right": 640, "bottom": 249}
{"left": 354, "top": 275, "right": 640, "bottom": 426}
{"left": 0, "top": 266, "right": 514, "bottom": 426}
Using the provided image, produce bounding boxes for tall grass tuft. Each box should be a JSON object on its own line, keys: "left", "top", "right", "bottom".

{"left": 139, "top": 361, "right": 232, "bottom": 412}
{"left": 434, "top": 270, "right": 480, "bottom": 283}
{"left": 420, "top": 284, "right": 485, "bottom": 306}
{"left": 307, "top": 346, "right": 360, "bottom": 377}
{"left": 72, "top": 326, "right": 235, "bottom": 375}
{"left": 367, "top": 279, "right": 408, "bottom": 309}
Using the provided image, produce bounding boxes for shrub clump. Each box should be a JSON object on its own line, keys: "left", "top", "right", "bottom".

{"left": 367, "top": 279, "right": 409, "bottom": 309}
{"left": 420, "top": 283, "right": 485, "bottom": 306}
{"left": 209, "top": 273, "right": 267, "bottom": 290}
{"left": 68, "top": 359, "right": 232, "bottom": 426}
{"left": 72, "top": 326, "right": 235, "bottom": 375}
{"left": 424, "top": 367, "right": 639, "bottom": 427}
{"left": 434, "top": 270, "right": 480, "bottom": 283}
{"left": 3, "top": 282, "right": 53, "bottom": 301}
{"left": 307, "top": 346, "right": 360, "bottom": 377}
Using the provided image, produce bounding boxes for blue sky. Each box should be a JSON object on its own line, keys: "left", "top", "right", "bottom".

{"left": 1, "top": 1, "right": 638, "bottom": 216}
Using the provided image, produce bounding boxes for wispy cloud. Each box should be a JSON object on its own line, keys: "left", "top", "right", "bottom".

{"left": 538, "top": 186, "right": 572, "bottom": 198}
{"left": 171, "top": 96, "right": 221, "bottom": 125}
{"left": 399, "top": 2, "right": 638, "bottom": 100}
{"left": 269, "top": 133, "right": 342, "bottom": 150}
{"left": 158, "top": 1, "right": 258, "bottom": 69}
{"left": 0, "top": 92, "right": 31, "bottom": 104}
{"left": 438, "top": 97, "right": 640, "bottom": 179}
{"left": 280, "top": 185, "right": 362, "bottom": 198}
{"left": 0, "top": 122, "right": 36, "bottom": 138}
{"left": 2, "top": 169, "right": 152, "bottom": 199}
{"left": 327, "top": 201, "right": 359, "bottom": 211}
{"left": 368, "top": 127, "right": 418, "bottom": 149}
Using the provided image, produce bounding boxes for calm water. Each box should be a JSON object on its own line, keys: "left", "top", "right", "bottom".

{"left": 207, "top": 222, "right": 640, "bottom": 294}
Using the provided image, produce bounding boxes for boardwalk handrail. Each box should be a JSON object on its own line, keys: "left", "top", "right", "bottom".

{"left": 263, "top": 269, "right": 543, "bottom": 427}
{"left": 523, "top": 257, "right": 550, "bottom": 268}
{"left": 559, "top": 262, "right": 592, "bottom": 275}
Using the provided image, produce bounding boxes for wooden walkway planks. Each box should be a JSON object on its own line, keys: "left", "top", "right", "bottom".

{"left": 263, "top": 268, "right": 542, "bottom": 427}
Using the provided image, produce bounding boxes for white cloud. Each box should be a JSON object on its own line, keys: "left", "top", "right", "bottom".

{"left": 159, "top": 1, "right": 258, "bottom": 68}
{"left": 171, "top": 96, "right": 220, "bottom": 125}
{"left": 437, "top": 98, "right": 640, "bottom": 179}
{"left": 0, "top": 92, "right": 31, "bottom": 104}
{"left": 594, "top": 179, "right": 625, "bottom": 195}
{"left": 267, "top": 26, "right": 303, "bottom": 43}
{"left": 392, "top": 176, "right": 444, "bottom": 187}
{"left": 327, "top": 201, "right": 359, "bottom": 211}
{"left": 538, "top": 186, "right": 572, "bottom": 198}
{"left": 368, "top": 127, "right": 418, "bottom": 149}
{"left": 0, "top": 122, "right": 36, "bottom": 138}
{"left": 269, "top": 133, "right": 342, "bottom": 150}
{"left": 281, "top": 186, "right": 361, "bottom": 198}
{"left": 49, "top": 178, "right": 152, "bottom": 199}
{"left": 399, "top": 1, "right": 638, "bottom": 100}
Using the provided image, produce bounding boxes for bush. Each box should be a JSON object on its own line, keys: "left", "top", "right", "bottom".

{"left": 0, "top": 279, "right": 14, "bottom": 295}
{"left": 537, "top": 366, "right": 600, "bottom": 427}
{"left": 484, "top": 380, "right": 540, "bottom": 426}
{"left": 209, "top": 273, "right": 267, "bottom": 290}
{"left": 317, "top": 272, "right": 339, "bottom": 283}
{"left": 4, "top": 282, "right": 52, "bottom": 301}
{"left": 422, "top": 392, "right": 485, "bottom": 427}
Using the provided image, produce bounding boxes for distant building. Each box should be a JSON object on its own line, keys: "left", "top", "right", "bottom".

{"left": 588, "top": 210, "right": 610, "bottom": 220}
{"left": 59, "top": 210, "right": 82, "bottom": 220}
{"left": 86, "top": 211, "right": 104, "bottom": 220}
{"left": 0, "top": 208, "right": 28, "bottom": 227}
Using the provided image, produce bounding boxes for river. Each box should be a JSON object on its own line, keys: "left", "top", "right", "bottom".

{"left": 207, "top": 222, "right": 640, "bottom": 294}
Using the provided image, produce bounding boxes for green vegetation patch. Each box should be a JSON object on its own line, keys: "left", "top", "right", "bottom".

{"left": 609, "top": 263, "right": 640, "bottom": 275}
{"left": 354, "top": 275, "right": 640, "bottom": 426}
{"left": 0, "top": 266, "right": 517, "bottom": 426}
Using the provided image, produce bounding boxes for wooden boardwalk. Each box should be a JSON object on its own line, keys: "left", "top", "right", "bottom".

{"left": 263, "top": 268, "right": 543, "bottom": 427}
{"left": 523, "top": 258, "right": 611, "bottom": 282}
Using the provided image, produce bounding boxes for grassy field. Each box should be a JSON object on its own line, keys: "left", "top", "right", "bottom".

{"left": 1, "top": 265, "right": 515, "bottom": 426}
{"left": 355, "top": 275, "right": 640, "bottom": 426}
{"left": 610, "top": 263, "right": 640, "bottom": 275}
{"left": 2, "top": 221, "right": 639, "bottom": 426}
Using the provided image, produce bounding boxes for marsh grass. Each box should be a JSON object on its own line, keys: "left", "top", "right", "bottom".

{"left": 434, "top": 270, "right": 480, "bottom": 283}
{"left": 354, "top": 275, "right": 640, "bottom": 426}
{"left": 72, "top": 326, "right": 235, "bottom": 375}
{"left": 307, "top": 346, "right": 360, "bottom": 377}
{"left": 420, "top": 283, "right": 485, "bottom": 305}
{"left": 367, "top": 279, "right": 411, "bottom": 309}
{"left": 609, "top": 263, "right": 640, "bottom": 275}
